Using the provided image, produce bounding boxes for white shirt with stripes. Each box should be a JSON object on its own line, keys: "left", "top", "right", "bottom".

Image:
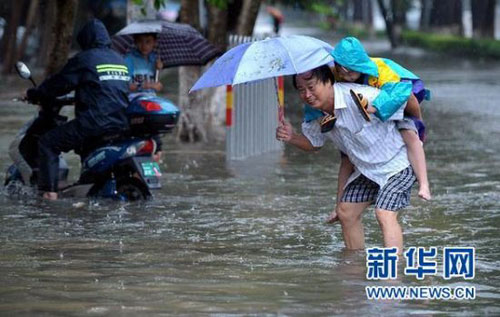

{"left": 301, "top": 82, "right": 410, "bottom": 189}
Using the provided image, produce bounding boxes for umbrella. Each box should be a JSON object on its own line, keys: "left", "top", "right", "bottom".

{"left": 112, "top": 20, "right": 221, "bottom": 68}
{"left": 190, "top": 35, "right": 334, "bottom": 92}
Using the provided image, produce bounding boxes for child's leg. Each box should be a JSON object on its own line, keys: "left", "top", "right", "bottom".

{"left": 401, "top": 129, "right": 431, "bottom": 200}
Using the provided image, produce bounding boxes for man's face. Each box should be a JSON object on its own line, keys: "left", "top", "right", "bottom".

{"left": 335, "top": 64, "right": 361, "bottom": 82}
{"left": 135, "top": 35, "right": 157, "bottom": 57}
{"left": 296, "top": 73, "right": 331, "bottom": 112}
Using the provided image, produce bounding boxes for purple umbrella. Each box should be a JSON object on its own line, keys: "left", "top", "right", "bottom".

{"left": 112, "top": 20, "right": 221, "bottom": 68}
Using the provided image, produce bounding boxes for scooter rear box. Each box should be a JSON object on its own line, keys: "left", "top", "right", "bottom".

{"left": 127, "top": 95, "right": 180, "bottom": 135}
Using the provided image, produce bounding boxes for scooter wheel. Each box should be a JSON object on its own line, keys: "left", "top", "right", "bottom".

{"left": 116, "top": 177, "right": 151, "bottom": 201}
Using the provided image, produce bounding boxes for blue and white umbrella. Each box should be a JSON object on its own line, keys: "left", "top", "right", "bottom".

{"left": 190, "top": 35, "right": 334, "bottom": 92}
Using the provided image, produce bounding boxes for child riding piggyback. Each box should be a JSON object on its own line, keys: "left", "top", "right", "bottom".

{"left": 305, "top": 36, "right": 431, "bottom": 200}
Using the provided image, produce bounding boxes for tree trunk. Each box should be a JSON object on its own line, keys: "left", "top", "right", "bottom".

{"left": 45, "top": 0, "right": 77, "bottom": 76}
{"left": 429, "top": 0, "right": 462, "bottom": 35}
{"left": 180, "top": 0, "right": 201, "bottom": 31}
{"left": 377, "top": 0, "right": 398, "bottom": 48}
{"left": 16, "top": 0, "right": 39, "bottom": 62}
{"left": 206, "top": 3, "right": 229, "bottom": 140}
{"left": 207, "top": 2, "right": 228, "bottom": 52}
{"left": 471, "top": 0, "right": 495, "bottom": 38}
{"left": 177, "top": 66, "right": 211, "bottom": 142}
{"left": 391, "top": 0, "right": 408, "bottom": 44}
{"left": 364, "top": 0, "right": 373, "bottom": 28}
{"left": 391, "top": 0, "right": 407, "bottom": 26}
{"left": 352, "top": 0, "right": 364, "bottom": 22}
{"left": 352, "top": 0, "right": 373, "bottom": 31}
{"left": 419, "top": 0, "right": 432, "bottom": 31}
{"left": 236, "top": 0, "right": 261, "bottom": 36}
{"left": 176, "top": 0, "right": 261, "bottom": 142}
{"left": 36, "top": 0, "right": 56, "bottom": 68}
{"left": 2, "top": 0, "right": 24, "bottom": 74}
{"left": 177, "top": 0, "right": 205, "bottom": 142}
{"left": 227, "top": 0, "right": 243, "bottom": 33}
{"left": 127, "top": 0, "right": 134, "bottom": 24}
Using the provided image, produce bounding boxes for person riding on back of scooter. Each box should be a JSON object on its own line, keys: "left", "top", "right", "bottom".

{"left": 25, "top": 19, "right": 130, "bottom": 200}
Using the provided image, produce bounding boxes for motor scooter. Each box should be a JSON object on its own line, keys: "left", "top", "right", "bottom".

{"left": 4, "top": 62, "right": 180, "bottom": 201}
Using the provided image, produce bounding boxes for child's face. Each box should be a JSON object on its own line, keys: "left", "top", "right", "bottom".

{"left": 135, "top": 35, "right": 157, "bottom": 57}
{"left": 335, "top": 64, "right": 361, "bottom": 82}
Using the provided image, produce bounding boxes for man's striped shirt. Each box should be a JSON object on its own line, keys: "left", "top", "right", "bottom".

{"left": 301, "top": 82, "right": 410, "bottom": 189}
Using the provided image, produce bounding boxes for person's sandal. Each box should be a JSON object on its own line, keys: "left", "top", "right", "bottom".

{"left": 350, "top": 89, "right": 371, "bottom": 122}
{"left": 320, "top": 114, "right": 337, "bottom": 133}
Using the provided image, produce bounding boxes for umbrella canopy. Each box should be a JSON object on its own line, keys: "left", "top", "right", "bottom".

{"left": 190, "top": 35, "right": 334, "bottom": 92}
{"left": 112, "top": 20, "right": 221, "bottom": 68}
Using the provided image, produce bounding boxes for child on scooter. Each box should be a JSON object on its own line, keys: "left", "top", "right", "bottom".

{"left": 125, "top": 33, "right": 163, "bottom": 96}
{"left": 124, "top": 33, "right": 164, "bottom": 162}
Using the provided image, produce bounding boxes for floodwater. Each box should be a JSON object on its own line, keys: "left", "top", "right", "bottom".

{"left": 1, "top": 44, "right": 499, "bottom": 316}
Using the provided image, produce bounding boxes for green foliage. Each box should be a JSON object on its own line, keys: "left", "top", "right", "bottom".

{"left": 402, "top": 30, "right": 500, "bottom": 59}
{"left": 207, "top": 0, "right": 228, "bottom": 10}
{"left": 153, "top": 0, "right": 166, "bottom": 11}
{"left": 133, "top": 0, "right": 167, "bottom": 16}
{"left": 310, "top": 3, "right": 334, "bottom": 15}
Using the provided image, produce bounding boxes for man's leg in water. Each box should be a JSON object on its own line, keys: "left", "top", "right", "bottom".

{"left": 38, "top": 120, "right": 89, "bottom": 200}
{"left": 337, "top": 201, "right": 371, "bottom": 250}
{"left": 374, "top": 166, "right": 416, "bottom": 253}
{"left": 375, "top": 208, "right": 403, "bottom": 252}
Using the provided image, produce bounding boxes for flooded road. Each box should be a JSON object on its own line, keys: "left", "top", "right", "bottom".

{"left": 0, "top": 43, "right": 499, "bottom": 316}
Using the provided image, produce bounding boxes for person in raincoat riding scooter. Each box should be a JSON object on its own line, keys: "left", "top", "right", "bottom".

{"left": 25, "top": 19, "right": 130, "bottom": 200}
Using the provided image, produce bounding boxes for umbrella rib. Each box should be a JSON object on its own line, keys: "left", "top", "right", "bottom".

{"left": 281, "top": 38, "right": 299, "bottom": 74}
{"left": 232, "top": 42, "right": 255, "bottom": 85}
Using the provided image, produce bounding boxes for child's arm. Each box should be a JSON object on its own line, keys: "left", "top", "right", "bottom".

{"left": 143, "top": 81, "right": 163, "bottom": 92}
{"left": 400, "top": 129, "right": 431, "bottom": 200}
{"left": 129, "top": 82, "right": 139, "bottom": 92}
{"left": 371, "top": 81, "right": 413, "bottom": 121}
{"left": 124, "top": 54, "right": 137, "bottom": 92}
{"left": 368, "top": 92, "right": 422, "bottom": 120}
{"left": 404, "top": 93, "right": 422, "bottom": 120}
{"left": 155, "top": 58, "right": 163, "bottom": 70}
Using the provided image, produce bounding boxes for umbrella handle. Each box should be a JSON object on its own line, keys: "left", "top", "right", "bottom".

{"left": 274, "top": 77, "right": 285, "bottom": 123}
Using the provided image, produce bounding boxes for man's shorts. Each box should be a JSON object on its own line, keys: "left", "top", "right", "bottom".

{"left": 341, "top": 166, "right": 416, "bottom": 211}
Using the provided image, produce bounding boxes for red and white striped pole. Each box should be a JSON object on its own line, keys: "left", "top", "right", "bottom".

{"left": 226, "top": 85, "right": 233, "bottom": 127}
{"left": 277, "top": 76, "right": 285, "bottom": 123}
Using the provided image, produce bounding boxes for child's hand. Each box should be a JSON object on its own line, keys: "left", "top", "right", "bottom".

{"left": 156, "top": 58, "right": 163, "bottom": 70}
{"left": 152, "top": 81, "right": 163, "bottom": 92}
{"left": 366, "top": 104, "right": 377, "bottom": 114}
{"left": 129, "top": 83, "right": 139, "bottom": 92}
{"left": 326, "top": 207, "right": 340, "bottom": 224}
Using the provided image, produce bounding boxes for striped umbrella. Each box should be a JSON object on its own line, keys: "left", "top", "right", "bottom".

{"left": 112, "top": 20, "right": 221, "bottom": 68}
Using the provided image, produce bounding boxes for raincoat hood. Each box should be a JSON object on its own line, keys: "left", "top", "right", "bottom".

{"left": 331, "top": 37, "right": 378, "bottom": 77}
{"left": 77, "top": 19, "right": 111, "bottom": 50}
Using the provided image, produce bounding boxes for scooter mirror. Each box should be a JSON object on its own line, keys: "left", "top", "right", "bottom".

{"left": 15, "top": 62, "right": 31, "bottom": 79}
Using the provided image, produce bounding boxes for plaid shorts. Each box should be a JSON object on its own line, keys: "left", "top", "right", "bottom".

{"left": 341, "top": 166, "right": 416, "bottom": 211}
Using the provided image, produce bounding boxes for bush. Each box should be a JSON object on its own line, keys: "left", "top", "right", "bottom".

{"left": 402, "top": 30, "right": 500, "bottom": 59}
